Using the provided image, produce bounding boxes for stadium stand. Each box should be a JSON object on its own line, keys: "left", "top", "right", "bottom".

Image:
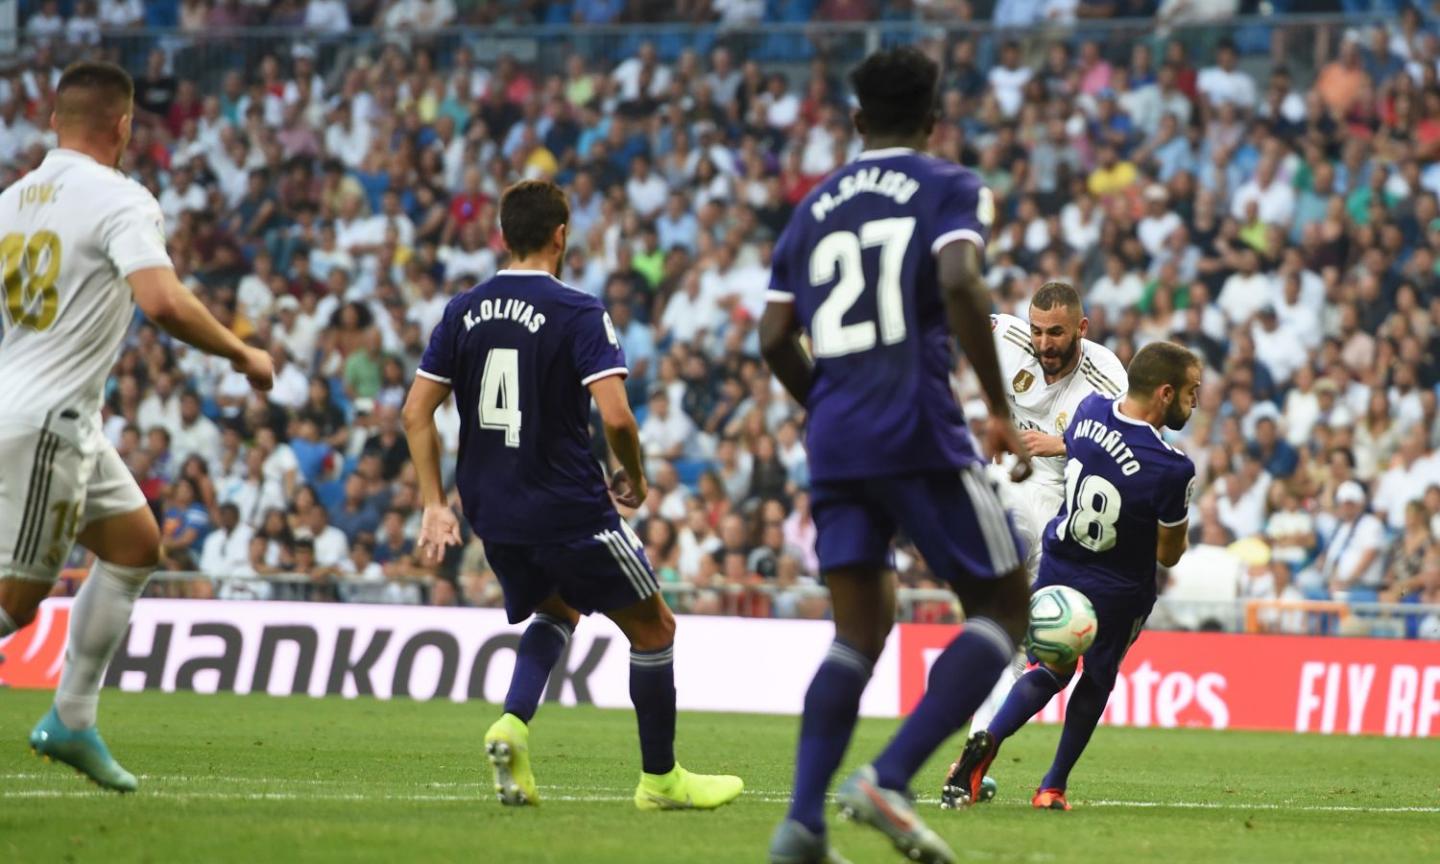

{"left": 2, "top": 1, "right": 1439, "bottom": 639}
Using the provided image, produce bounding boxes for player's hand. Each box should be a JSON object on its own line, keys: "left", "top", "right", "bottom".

{"left": 232, "top": 346, "right": 274, "bottom": 392}
{"left": 609, "top": 467, "right": 648, "bottom": 510}
{"left": 987, "top": 418, "right": 1033, "bottom": 483}
{"left": 417, "top": 503, "right": 462, "bottom": 564}
{"left": 1020, "top": 430, "right": 1065, "bottom": 458}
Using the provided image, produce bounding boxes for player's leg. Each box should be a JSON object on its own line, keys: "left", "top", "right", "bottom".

{"left": 480, "top": 543, "right": 561, "bottom": 806}
{"left": 605, "top": 592, "right": 744, "bottom": 811}
{"left": 1034, "top": 610, "right": 1147, "bottom": 808}
{"left": 578, "top": 518, "right": 741, "bottom": 811}
{"left": 770, "top": 481, "right": 892, "bottom": 864}
{"left": 835, "top": 470, "right": 1028, "bottom": 864}
{"left": 969, "top": 471, "right": 1040, "bottom": 734}
{"left": 0, "top": 421, "right": 70, "bottom": 637}
{"left": 35, "top": 469, "right": 158, "bottom": 793}
{"left": 501, "top": 592, "right": 581, "bottom": 724}
{"left": 772, "top": 566, "right": 893, "bottom": 864}
{"left": 8, "top": 428, "right": 150, "bottom": 793}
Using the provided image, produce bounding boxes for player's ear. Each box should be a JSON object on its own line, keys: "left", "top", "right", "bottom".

{"left": 1077, "top": 316, "right": 1089, "bottom": 340}
{"left": 552, "top": 223, "right": 567, "bottom": 252}
{"left": 49, "top": 110, "right": 59, "bottom": 133}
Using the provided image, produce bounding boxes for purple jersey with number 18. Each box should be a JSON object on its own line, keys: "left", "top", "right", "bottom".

{"left": 1040, "top": 392, "right": 1197, "bottom": 600}
{"left": 417, "top": 269, "right": 627, "bottom": 546}
{"left": 766, "top": 148, "right": 993, "bottom": 482}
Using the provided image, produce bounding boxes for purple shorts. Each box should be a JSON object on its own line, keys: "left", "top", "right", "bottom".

{"left": 811, "top": 465, "right": 1026, "bottom": 587}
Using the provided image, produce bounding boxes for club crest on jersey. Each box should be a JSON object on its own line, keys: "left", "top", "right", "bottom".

{"left": 1013, "top": 370, "right": 1035, "bottom": 394}
{"left": 1055, "top": 411, "right": 1069, "bottom": 433}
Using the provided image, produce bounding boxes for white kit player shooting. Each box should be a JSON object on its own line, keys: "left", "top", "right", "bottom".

{"left": 0, "top": 62, "right": 272, "bottom": 791}
{"left": 969, "top": 281, "right": 1127, "bottom": 734}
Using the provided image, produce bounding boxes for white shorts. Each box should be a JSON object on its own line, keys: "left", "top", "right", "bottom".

{"left": 987, "top": 465, "right": 1064, "bottom": 581}
{"left": 0, "top": 412, "right": 147, "bottom": 583}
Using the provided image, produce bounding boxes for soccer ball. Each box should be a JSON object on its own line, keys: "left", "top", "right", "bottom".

{"left": 1025, "top": 585, "right": 1098, "bottom": 666}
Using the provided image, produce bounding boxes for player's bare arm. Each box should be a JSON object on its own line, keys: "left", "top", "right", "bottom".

{"left": 402, "top": 375, "right": 461, "bottom": 562}
{"left": 1020, "top": 431, "right": 1065, "bottom": 457}
{"left": 1156, "top": 521, "right": 1189, "bottom": 568}
{"left": 938, "top": 240, "right": 1032, "bottom": 482}
{"left": 128, "top": 266, "right": 273, "bottom": 391}
{"left": 590, "top": 374, "right": 648, "bottom": 508}
{"left": 759, "top": 299, "right": 811, "bottom": 405}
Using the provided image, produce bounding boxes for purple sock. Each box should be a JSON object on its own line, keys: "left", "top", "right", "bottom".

{"left": 872, "top": 618, "right": 1013, "bottom": 792}
{"left": 630, "top": 645, "right": 677, "bottom": 775}
{"left": 787, "top": 640, "right": 873, "bottom": 835}
{"left": 1041, "top": 673, "right": 1109, "bottom": 791}
{"left": 987, "top": 665, "right": 1070, "bottom": 743}
{"left": 502, "top": 613, "right": 573, "bottom": 723}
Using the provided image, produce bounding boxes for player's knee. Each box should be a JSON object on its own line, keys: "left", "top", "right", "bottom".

{"left": 833, "top": 621, "right": 887, "bottom": 663}
{"left": 986, "top": 567, "right": 1032, "bottom": 648}
{"left": 1041, "top": 659, "right": 1078, "bottom": 683}
{"left": 0, "top": 597, "right": 37, "bottom": 632}
{"left": 95, "top": 559, "right": 156, "bottom": 594}
{"left": 627, "top": 599, "right": 675, "bottom": 651}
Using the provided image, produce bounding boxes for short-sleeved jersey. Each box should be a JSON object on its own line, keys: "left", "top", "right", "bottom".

{"left": 992, "top": 313, "right": 1128, "bottom": 493}
{"left": 419, "top": 269, "right": 626, "bottom": 545}
{"left": 0, "top": 149, "right": 172, "bottom": 428}
{"left": 1041, "top": 392, "right": 1196, "bottom": 598}
{"left": 767, "top": 148, "right": 992, "bottom": 481}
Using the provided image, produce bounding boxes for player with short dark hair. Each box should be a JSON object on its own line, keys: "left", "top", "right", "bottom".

{"left": 943, "top": 340, "right": 1200, "bottom": 812}
{"left": 761, "top": 47, "right": 1032, "bottom": 864}
{"left": 402, "top": 179, "right": 742, "bottom": 813}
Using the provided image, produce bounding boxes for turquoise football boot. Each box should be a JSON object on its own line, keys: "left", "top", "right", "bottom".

{"left": 29, "top": 706, "right": 138, "bottom": 793}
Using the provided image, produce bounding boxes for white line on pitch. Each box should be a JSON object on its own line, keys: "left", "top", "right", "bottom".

{"left": 0, "top": 785, "right": 1436, "bottom": 814}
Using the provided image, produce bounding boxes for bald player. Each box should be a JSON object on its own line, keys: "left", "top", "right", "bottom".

{"left": 0, "top": 61, "right": 272, "bottom": 792}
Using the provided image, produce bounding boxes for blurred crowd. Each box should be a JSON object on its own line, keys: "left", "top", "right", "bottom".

{"left": 3, "top": 2, "right": 1440, "bottom": 637}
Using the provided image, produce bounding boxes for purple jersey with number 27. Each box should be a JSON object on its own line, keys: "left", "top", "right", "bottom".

{"left": 766, "top": 148, "right": 993, "bottom": 482}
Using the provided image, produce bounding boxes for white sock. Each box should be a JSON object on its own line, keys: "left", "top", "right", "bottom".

{"left": 54, "top": 560, "right": 153, "bottom": 730}
{"left": 0, "top": 606, "right": 16, "bottom": 637}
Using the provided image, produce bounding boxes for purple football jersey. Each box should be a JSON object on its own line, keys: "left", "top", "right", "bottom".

{"left": 419, "top": 270, "right": 627, "bottom": 544}
{"left": 767, "top": 148, "right": 991, "bottom": 481}
{"left": 1041, "top": 393, "right": 1197, "bottom": 597}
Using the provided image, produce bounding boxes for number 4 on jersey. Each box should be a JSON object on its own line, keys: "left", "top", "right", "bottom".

{"left": 480, "top": 347, "right": 522, "bottom": 447}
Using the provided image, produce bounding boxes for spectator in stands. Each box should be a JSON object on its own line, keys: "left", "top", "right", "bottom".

{"left": 162, "top": 477, "right": 214, "bottom": 571}
{"left": 201, "top": 503, "right": 256, "bottom": 577}
{"left": 1311, "top": 481, "right": 1388, "bottom": 599}
{"left": 332, "top": 474, "right": 384, "bottom": 543}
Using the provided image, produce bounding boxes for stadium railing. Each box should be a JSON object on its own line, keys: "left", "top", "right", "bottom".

{"left": 110, "top": 570, "right": 1440, "bottom": 639}
{"left": 0, "top": 13, "right": 1396, "bottom": 93}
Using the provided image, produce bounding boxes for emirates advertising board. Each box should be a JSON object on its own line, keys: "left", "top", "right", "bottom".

{"left": 3, "top": 600, "right": 1440, "bottom": 738}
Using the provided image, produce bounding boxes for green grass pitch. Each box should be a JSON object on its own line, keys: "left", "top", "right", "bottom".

{"left": 2, "top": 689, "right": 1437, "bottom": 863}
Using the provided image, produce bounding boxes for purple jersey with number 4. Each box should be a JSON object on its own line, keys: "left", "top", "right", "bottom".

{"left": 766, "top": 148, "right": 991, "bottom": 482}
{"left": 1040, "top": 392, "right": 1196, "bottom": 599}
{"left": 418, "top": 269, "right": 627, "bottom": 545}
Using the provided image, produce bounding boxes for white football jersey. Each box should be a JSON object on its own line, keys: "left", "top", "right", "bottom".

{"left": 992, "top": 312, "right": 1128, "bottom": 492}
{"left": 0, "top": 149, "right": 171, "bottom": 431}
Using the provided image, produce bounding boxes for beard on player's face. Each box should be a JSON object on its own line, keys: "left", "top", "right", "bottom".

{"left": 1163, "top": 390, "right": 1194, "bottom": 430}
{"left": 1039, "top": 334, "right": 1079, "bottom": 375}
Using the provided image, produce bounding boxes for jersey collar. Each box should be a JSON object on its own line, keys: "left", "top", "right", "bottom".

{"left": 1112, "top": 399, "right": 1181, "bottom": 451}
{"left": 47, "top": 148, "right": 98, "bottom": 165}
{"left": 854, "top": 147, "right": 917, "bottom": 161}
{"left": 495, "top": 269, "right": 566, "bottom": 285}
{"left": 1111, "top": 400, "right": 1152, "bottom": 428}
